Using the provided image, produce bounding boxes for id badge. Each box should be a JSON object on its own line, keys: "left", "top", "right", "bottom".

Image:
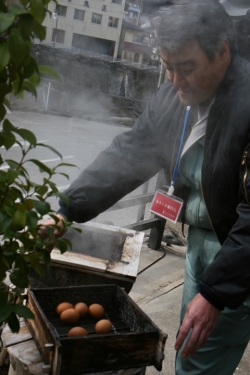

{"left": 150, "top": 189, "right": 183, "bottom": 224}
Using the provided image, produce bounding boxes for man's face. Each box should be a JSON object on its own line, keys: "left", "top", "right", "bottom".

{"left": 161, "top": 40, "right": 230, "bottom": 106}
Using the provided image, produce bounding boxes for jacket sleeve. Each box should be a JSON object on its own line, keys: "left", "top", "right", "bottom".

{"left": 58, "top": 89, "right": 165, "bottom": 223}
{"left": 199, "top": 146, "right": 250, "bottom": 310}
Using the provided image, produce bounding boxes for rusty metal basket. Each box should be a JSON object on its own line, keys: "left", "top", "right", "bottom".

{"left": 26, "top": 285, "right": 167, "bottom": 374}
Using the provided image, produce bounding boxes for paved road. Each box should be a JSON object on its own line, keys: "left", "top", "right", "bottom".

{"left": 3, "top": 111, "right": 157, "bottom": 227}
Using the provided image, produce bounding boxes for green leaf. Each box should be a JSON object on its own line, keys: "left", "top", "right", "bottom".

{"left": 28, "top": 72, "right": 40, "bottom": 86}
{"left": 22, "top": 81, "right": 37, "bottom": 98}
{"left": 0, "top": 13, "right": 15, "bottom": 33}
{"left": 26, "top": 210, "right": 38, "bottom": 229}
{"left": 10, "top": 270, "right": 29, "bottom": 288}
{"left": 12, "top": 304, "right": 34, "bottom": 319}
{"left": 39, "top": 65, "right": 61, "bottom": 81}
{"left": 0, "top": 42, "right": 11, "bottom": 73}
{"left": 0, "top": 212, "right": 12, "bottom": 233}
{"left": 6, "top": 168, "right": 20, "bottom": 184}
{"left": 0, "top": 131, "right": 16, "bottom": 150}
{"left": 37, "top": 143, "right": 62, "bottom": 159}
{"left": 0, "top": 291, "right": 8, "bottom": 309}
{"left": 35, "top": 185, "right": 48, "bottom": 196}
{"left": 6, "top": 159, "right": 19, "bottom": 169}
{"left": 54, "top": 238, "right": 69, "bottom": 253}
{"left": 2, "top": 118, "right": 15, "bottom": 132}
{"left": 32, "top": 200, "right": 50, "bottom": 215}
{"left": 0, "top": 103, "right": 7, "bottom": 121}
{"left": 7, "top": 312, "right": 20, "bottom": 333}
{"left": 3, "top": 251, "right": 16, "bottom": 266}
{"left": 55, "top": 162, "right": 77, "bottom": 169}
{"left": 30, "top": 0, "right": 45, "bottom": 23}
{"left": 8, "top": 29, "right": 30, "bottom": 66}
{"left": 19, "top": 0, "right": 29, "bottom": 6}
{"left": 23, "top": 57, "right": 38, "bottom": 78}
{"left": 12, "top": 210, "right": 27, "bottom": 229}
{"left": 27, "top": 159, "right": 52, "bottom": 175}
{"left": 15, "top": 128, "right": 37, "bottom": 145}
{"left": 33, "top": 20, "right": 46, "bottom": 40}
{"left": 0, "top": 305, "right": 12, "bottom": 322}
{"left": 19, "top": 14, "right": 35, "bottom": 39}
{"left": 8, "top": 4, "right": 29, "bottom": 16}
{"left": 61, "top": 237, "right": 72, "bottom": 250}
{"left": 0, "top": 2, "right": 7, "bottom": 12}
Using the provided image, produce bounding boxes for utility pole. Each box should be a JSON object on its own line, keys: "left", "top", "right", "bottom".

{"left": 52, "top": 12, "right": 58, "bottom": 48}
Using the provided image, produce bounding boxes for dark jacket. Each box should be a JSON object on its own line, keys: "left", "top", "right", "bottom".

{"left": 59, "top": 55, "right": 250, "bottom": 310}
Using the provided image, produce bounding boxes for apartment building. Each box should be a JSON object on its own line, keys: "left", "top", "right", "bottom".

{"left": 42, "top": 0, "right": 126, "bottom": 58}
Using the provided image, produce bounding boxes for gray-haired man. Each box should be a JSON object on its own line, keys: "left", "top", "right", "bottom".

{"left": 46, "top": 1, "right": 250, "bottom": 373}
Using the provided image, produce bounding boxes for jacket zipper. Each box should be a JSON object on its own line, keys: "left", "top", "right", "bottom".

{"left": 242, "top": 151, "right": 250, "bottom": 204}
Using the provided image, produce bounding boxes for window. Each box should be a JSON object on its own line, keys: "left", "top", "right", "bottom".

{"left": 108, "top": 17, "right": 119, "bottom": 28}
{"left": 52, "top": 29, "right": 65, "bottom": 43}
{"left": 91, "top": 13, "right": 102, "bottom": 24}
{"left": 134, "top": 52, "right": 139, "bottom": 63}
{"left": 112, "top": 0, "right": 122, "bottom": 4}
{"left": 74, "top": 9, "right": 85, "bottom": 21}
{"left": 133, "top": 35, "right": 144, "bottom": 43}
{"left": 55, "top": 4, "right": 67, "bottom": 17}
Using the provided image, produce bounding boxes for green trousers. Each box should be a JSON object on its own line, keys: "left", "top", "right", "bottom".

{"left": 176, "top": 226, "right": 250, "bottom": 375}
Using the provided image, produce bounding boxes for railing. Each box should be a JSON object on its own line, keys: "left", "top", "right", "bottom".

{"left": 107, "top": 188, "right": 166, "bottom": 250}
{"left": 55, "top": 47, "right": 160, "bottom": 71}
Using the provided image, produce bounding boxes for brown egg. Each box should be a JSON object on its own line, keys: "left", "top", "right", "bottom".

{"left": 75, "top": 302, "right": 88, "bottom": 317}
{"left": 68, "top": 327, "right": 88, "bottom": 337}
{"left": 88, "top": 304, "right": 105, "bottom": 320}
{"left": 55, "top": 302, "right": 74, "bottom": 316}
{"left": 60, "top": 308, "right": 80, "bottom": 324}
{"left": 95, "top": 319, "right": 112, "bottom": 334}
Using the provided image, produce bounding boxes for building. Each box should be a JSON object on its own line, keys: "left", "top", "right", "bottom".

{"left": 120, "top": 22, "right": 153, "bottom": 65}
{"left": 118, "top": 2, "right": 157, "bottom": 66}
{"left": 42, "top": 0, "right": 126, "bottom": 58}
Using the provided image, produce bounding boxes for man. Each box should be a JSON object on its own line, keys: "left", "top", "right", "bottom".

{"left": 45, "top": 1, "right": 250, "bottom": 373}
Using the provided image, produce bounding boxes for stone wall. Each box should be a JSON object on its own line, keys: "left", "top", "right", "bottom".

{"left": 19, "top": 45, "right": 160, "bottom": 118}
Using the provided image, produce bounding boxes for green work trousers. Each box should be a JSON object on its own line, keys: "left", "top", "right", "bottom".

{"left": 176, "top": 226, "right": 250, "bottom": 375}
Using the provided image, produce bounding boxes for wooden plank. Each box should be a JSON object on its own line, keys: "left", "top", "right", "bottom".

{"left": 7, "top": 339, "right": 42, "bottom": 365}
{"left": 26, "top": 289, "right": 61, "bottom": 367}
{"left": 51, "top": 223, "right": 144, "bottom": 281}
{"left": 0, "top": 347, "right": 7, "bottom": 367}
{"left": 48, "top": 262, "right": 135, "bottom": 284}
{"left": 2, "top": 320, "right": 32, "bottom": 348}
{"left": 51, "top": 250, "right": 108, "bottom": 272}
{"left": 107, "top": 232, "right": 144, "bottom": 278}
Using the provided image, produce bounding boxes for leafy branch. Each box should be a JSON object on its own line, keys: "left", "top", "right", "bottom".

{"left": 0, "top": 0, "right": 76, "bottom": 332}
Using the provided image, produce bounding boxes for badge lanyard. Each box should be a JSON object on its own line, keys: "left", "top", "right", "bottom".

{"left": 168, "top": 106, "right": 191, "bottom": 196}
{"left": 150, "top": 106, "right": 191, "bottom": 223}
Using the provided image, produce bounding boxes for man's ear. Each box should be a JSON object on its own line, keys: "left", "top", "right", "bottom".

{"left": 218, "top": 40, "right": 231, "bottom": 62}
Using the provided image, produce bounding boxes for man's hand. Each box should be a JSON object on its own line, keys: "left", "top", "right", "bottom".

{"left": 40, "top": 214, "right": 67, "bottom": 238}
{"left": 175, "top": 293, "right": 221, "bottom": 358}
{"left": 39, "top": 214, "right": 67, "bottom": 250}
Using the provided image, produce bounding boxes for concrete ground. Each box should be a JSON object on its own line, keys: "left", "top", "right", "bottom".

{"left": 129, "top": 238, "right": 250, "bottom": 375}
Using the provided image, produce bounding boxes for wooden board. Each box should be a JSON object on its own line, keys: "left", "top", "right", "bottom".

{"left": 50, "top": 222, "right": 144, "bottom": 282}
{"left": 2, "top": 319, "right": 32, "bottom": 348}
